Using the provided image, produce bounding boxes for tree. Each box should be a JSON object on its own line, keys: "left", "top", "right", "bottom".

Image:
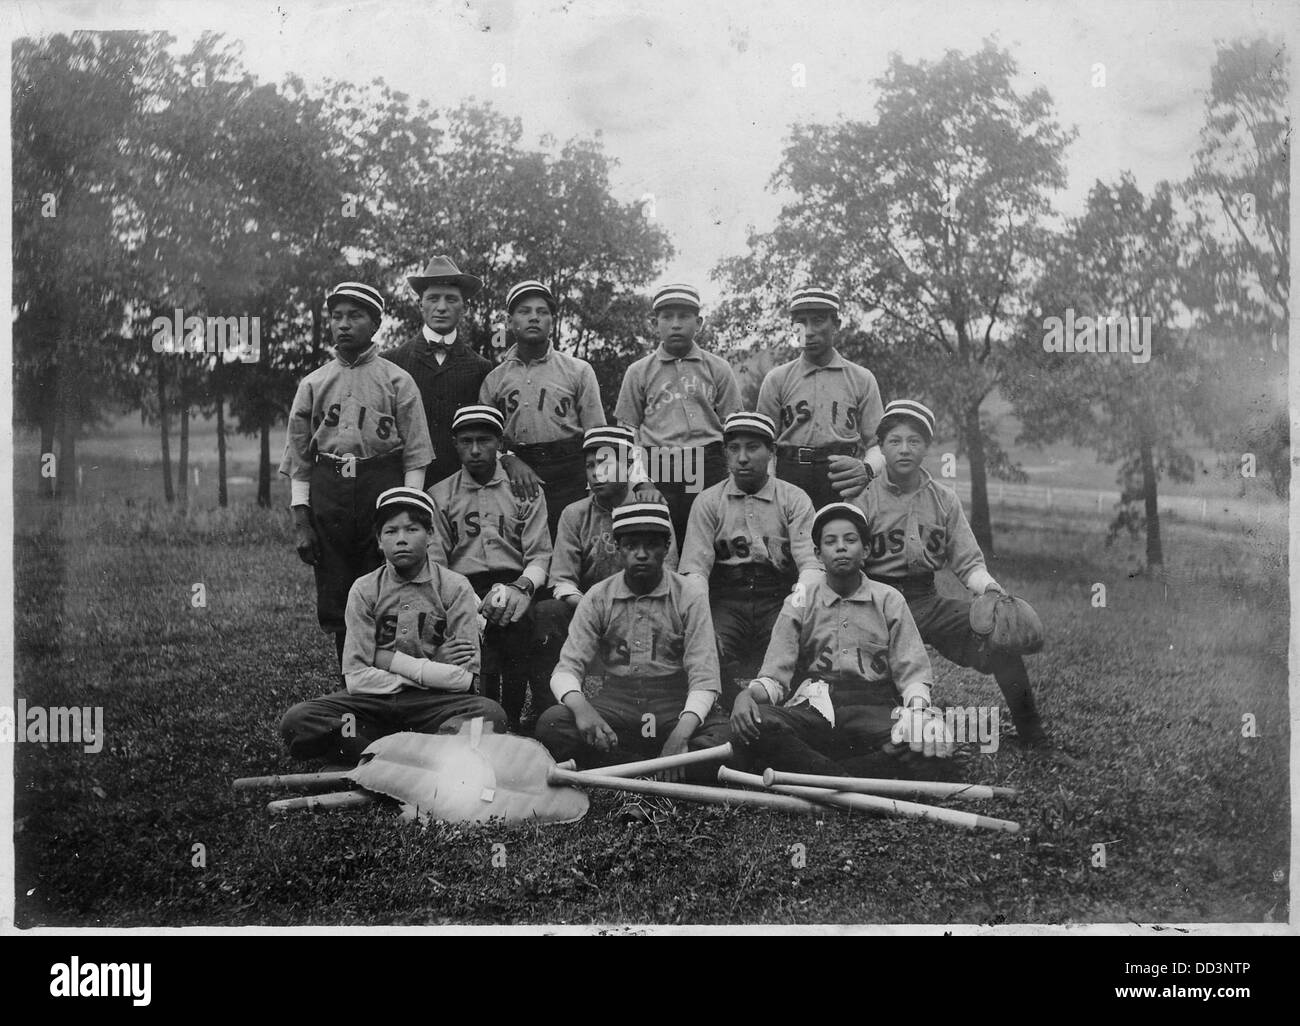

{"left": 1181, "top": 36, "right": 1290, "bottom": 497}
{"left": 1004, "top": 175, "right": 1210, "bottom": 568}
{"left": 12, "top": 31, "right": 174, "bottom": 501}
{"left": 712, "top": 41, "right": 1075, "bottom": 551}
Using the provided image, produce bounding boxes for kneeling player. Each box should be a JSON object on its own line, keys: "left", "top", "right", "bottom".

{"left": 279, "top": 487, "right": 508, "bottom": 765}
{"left": 535, "top": 502, "right": 729, "bottom": 782}
{"left": 856, "top": 399, "right": 1054, "bottom": 750}
{"left": 729, "top": 503, "right": 952, "bottom": 777}
{"left": 533, "top": 425, "right": 679, "bottom": 679}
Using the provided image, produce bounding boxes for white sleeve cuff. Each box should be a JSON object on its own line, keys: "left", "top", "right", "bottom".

{"left": 388, "top": 651, "right": 427, "bottom": 682}
{"left": 419, "top": 661, "right": 473, "bottom": 692}
{"left": 552, "top": 581, "right": 582, "bottom": 601}
{"left": 522, "top": 564, "right": 548, "bottom": 591}
{"left": 752, "top": 676, "right": 783, "bottom": 706}
{"left": 965, "top": 568, "right": 999, "bottom": 594}
{"left": 290, "top": 479, "right": 311, "bottom": 506}
{"left": 403, "top": 468, "right": 426, "bottom": 489}
{"left": 683, "top": 690, "right": 717, "bottom": 722}
{"left": 551, "top": 670, "right": 583, "bottom": 703}
{"left": 864, "top": 447, "right": 886, "bottom": 478}
{"left": 900, "top": 681, "right": 932, "bottom": 708}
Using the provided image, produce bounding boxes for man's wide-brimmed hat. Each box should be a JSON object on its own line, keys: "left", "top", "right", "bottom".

{"left": 407, "top": 255, "right": 483, "bottom": 299}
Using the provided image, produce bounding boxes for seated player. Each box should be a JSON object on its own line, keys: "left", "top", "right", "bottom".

{"left": 535, "top": 502, "right": 729, "bottom": 783}
{"left": 855, "top": 399, "right": 1055, "bottom": 750}
{"left": 533, "top": 425, "right": 679, "bottom": 678}
{"left": 729, "top": 502, "right": 953, "bottom": 777}
{"left": 678, "top": 411, "right": 821, "bottom": 707}
{"left": 279, "top": 487, "right": 507, "bottom": 765}
{"left": 427, "top": 405, "right": 552, "bottom": 731}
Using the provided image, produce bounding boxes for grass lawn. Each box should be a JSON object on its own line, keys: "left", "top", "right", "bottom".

{"left": 10, "top": 474, "right": 1289, "bottom": 927}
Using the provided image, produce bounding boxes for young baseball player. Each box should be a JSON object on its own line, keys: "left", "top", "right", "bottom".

{"left": 535, "top": 502, "right": 730, "bottom": 783}
{"left": 678, "top": 411, "right": 820, "bottom": 707}
{"left": 757, "top": 287, "right": 883, "bottom": 509}
{"left": 479, "top": 280, "right": 611, "bottom": 536}
{"left": 280, "top": 282, "right": 435, "bottom": 667}
{"left": 729, "top": 502, "right": 953, "bottom": 776}
{"left": 533, "top": 425, "right": 680, "bottom": 660}
{"left": 614, "top": 283, "right": 743, "bottom": 545}
{"left": 279, "top": 487, "right": 508, "bottom": 765}
{"left": 427, "top": 405, "right": 552, "bottom": 730}
{"left": 854, "top": 399, "right": 1052, "bottom": 749}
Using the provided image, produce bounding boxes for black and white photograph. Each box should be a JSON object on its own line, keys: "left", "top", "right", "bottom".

{"left": 2, "top": 0, "right": 1293, "bottom": 947}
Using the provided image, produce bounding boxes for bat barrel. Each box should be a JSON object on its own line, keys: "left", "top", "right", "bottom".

{"left": 563, "top": 743, "right": 734, "bottom": 780}
{"left": 266, "top": 791, "right": 376, "bottom": 814}
{"left": 761, "top": 768, "right": 1017, "bottom": 801}
{"left": 721, "top": 767, "right": 1019, "bottom": 833}
{"left": 548, "top": 765, "right": 821, "bottom": 814}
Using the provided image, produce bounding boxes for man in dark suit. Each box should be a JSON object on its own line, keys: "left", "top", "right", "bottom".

{"left": 384, "top": 255, "right": 542, "bottom": 496}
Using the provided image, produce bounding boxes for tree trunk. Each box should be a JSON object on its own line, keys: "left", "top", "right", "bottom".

{"left": 1140, "top": 436, "right": 1162, "bottom": 567}
{"left": 56, "top": 333, "right": 77, "bottom": 503}
{"left": 963, "top": 400, "right": 993, "bottom": 554}
{"left": 216, "top": 392, "right": 228, "bottom": 508}
{"left": 258, "top": 417, "right": 272, "bottom": 508}
{"left": 158, "top": 358, "right": 175, "bottom": 503}
{"left": 177, "top": 363, "right": 190, "bottom": 507}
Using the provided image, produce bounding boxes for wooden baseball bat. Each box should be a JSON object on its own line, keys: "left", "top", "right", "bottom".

{"left": 234, "top": 771, "right": 354, "bottom": 792}
{"left": 266, "top": 791, "right": 376, "bottom": 814}
{"left": 547, "top": 765, "right": 822, "bottom": 814}
{"left": 761, "top": 768, "right": 1018, "bottom": 801}
{"left": 560, "top": 743, "right": 734, "bottom": 780}
{"left": 717, "top": 767, "right": 1020, "bottom": 833}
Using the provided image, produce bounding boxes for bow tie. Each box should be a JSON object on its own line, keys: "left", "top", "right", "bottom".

{"left": 427, "top": 335, "right": 453, "bottom": 348}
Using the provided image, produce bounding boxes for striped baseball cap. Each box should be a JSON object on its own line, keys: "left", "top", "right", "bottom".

{"left": 877, "top": 399, "right": 936, "bottom": 442}
{"left": 811, "top": 501, "right": 869, "bottom": 546}
{"left": 583, "top": 425, "right": 637, "bottom": 452}
{"left": 651, "top": 283, "right": 701, "bottom": 312}
{"left": 451, "top": 404, "right": 506, "bottom": 435}
{"left": 611, "top": 501, "right": 674, "bottom": 538}
{"left": 506, "top": 279, "right": 557, "bottom": 314}
{"left": 789, "top": 287, "right": 840, "bottom": 315}
{"left": 375, "top": 486, "right": 437, "bottom": 524}
{"left": 722, "top": 411, "right": 777, "bottom": 444}
{"left": 327, "top": 282, "right": 385, "bottom": 324}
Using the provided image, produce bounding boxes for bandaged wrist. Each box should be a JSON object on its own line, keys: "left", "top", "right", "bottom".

{"left": 389, "top": 651, "right": 429, "bottom": 683}
{"left": 900, "top": 682, "right": 932, "bottom": 709}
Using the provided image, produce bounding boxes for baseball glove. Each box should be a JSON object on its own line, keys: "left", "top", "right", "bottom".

{"left": 970, "top": 591, "right": 1044, "bottom": 656}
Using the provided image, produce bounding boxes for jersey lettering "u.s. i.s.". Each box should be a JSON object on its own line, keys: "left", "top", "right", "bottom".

{"left": 853, "top": 468, "right": 998, "bottom": 593}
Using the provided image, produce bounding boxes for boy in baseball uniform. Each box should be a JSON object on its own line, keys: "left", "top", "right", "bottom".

{"left": 678, "top": 411, "right": 820, "bottom": 707}
{"left": 279, "top": 487, "right": 507, "bottom": 765}
{"left": 479, "top": 280, "right": 610, "bottom": 536}
{"left": 854, "top": 399, "right": 1053, "bottom": 749}
{"left": 614, "top": 283, "right": 743, "bottom": 545}
{"left": 280, "top": 282, "right": 435, "bottom": 667}
{"left": 533, "top": 425, "right": 679, "bottom": 670}
{"left": 729, "top": 502, "right": 953, "bottom": 776}
{"left": 757, "top": 287, "right": 882, "bottom": 509}
{"left": 427, "top": 405, "right": 552, "bottom": 730}
{"left": 535, "top": 502, "right": 730, "bottom": 783}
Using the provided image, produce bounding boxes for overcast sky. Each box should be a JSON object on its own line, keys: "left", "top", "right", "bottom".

{"left": 5, "top": 0, "right": 1291, "bottom": 301}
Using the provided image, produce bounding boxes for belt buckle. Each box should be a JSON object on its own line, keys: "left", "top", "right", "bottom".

{"left": 797, "top": 447, "right": 814, "bottom": 465}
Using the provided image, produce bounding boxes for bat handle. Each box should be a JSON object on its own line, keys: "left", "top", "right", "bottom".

{"left": 234, "top": 771, "right": 353, "bottom": 792}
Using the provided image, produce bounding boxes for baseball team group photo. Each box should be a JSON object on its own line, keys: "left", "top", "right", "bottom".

{"left": 7, "top": 1, "right": 1291, "bottom": 930}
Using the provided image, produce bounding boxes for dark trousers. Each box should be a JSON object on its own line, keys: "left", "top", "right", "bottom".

{"left": 774, "top": 444, "right": 856, "bottom": 510}
{"left": 469, "top": 571, "right": 550, "bottom": 724}
{"left": 308, "top": 453, "right": 404, "bottom": 634}
{"left": 514, "top": 447, "right": 587, "bottom": 538}
{"left": 880, "top": 577, "right": 1044, "bottom": 740}
{"left": 710, "top": 586, "right": 787, "bottom": 708}
{"left": 655, "top": 442, "right": 727, "bottom": 550}
{"left": 279, "top": 688, "right": 508, "bottom": 764}
{"left": 535, "top": 676, "right": 730, "bottom": 783}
